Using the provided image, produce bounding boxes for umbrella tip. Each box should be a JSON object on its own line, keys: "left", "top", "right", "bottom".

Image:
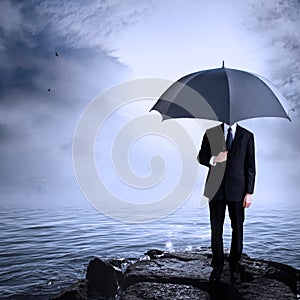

{"left": 222, "top": 60, "right": 225, "bottom": 68}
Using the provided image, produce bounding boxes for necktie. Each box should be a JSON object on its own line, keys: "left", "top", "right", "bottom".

{"left": 226, "top": 127, "right": 233, "bottom": 151}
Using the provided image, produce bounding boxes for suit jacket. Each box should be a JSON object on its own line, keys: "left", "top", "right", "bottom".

{"left": 198, "top": 124, "right": 256, "bottom": 202}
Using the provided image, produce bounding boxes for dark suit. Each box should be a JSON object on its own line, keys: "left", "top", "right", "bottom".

{"left": 198, "top": 123, "right": 256, "bottom": 271}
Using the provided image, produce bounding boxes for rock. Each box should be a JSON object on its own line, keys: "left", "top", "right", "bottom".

{"left": 122, "top": 282, "right": 210, "bottom": 300}
{"left": 238, "top": 254, "right": 299, "bottom": 295}
{"left": 237, "top": 277, "right": 296, "bottom": 300}
{"left": 52, "top": 249, "right": 300, "bottom": 300}
{"left": 123, "top": 249, "right": 242, "bottom": 300}
{"left": 86, "top": 257, "right": 118, "bottom": 299}
{"left": 123, "top": 249, "right": 299, "bottom": 300}
{"left": 50, "top": 279, "right": 87, "bottom": 300}
{"left": 145, "top": 249, "right": 165, "bottom": 259}
{"left": 145, "top": 247, "right": 212, "bottom": 261}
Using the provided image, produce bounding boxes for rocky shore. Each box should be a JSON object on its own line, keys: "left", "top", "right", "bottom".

{"left": 51, "top": 248, "right": 300, "bottom": 300}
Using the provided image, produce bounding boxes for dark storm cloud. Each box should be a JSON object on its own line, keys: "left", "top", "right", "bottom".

{"left": 0, "top": 0, "right": 299, "bottom": 205}
{"left": 0, "top": 0, "right": 155, "bottom": 107}
{"left": 256, "top": 1, "right": 300, "bottom": 166}
{"left": 242, "top": 0, "right": 300, "bottom": 110}
{"left": 0, "top": 124, "right": 26, "bottom": 144}
{"left": 5, "top": 0, "right": 155, "bottom": 50}
{"left": 0, "top": 0, "right": 137, "bottom": 196}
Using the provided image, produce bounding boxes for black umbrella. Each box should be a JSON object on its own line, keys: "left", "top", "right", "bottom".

{"left": 151, "top": 62, "right": 291, "bottom": 125}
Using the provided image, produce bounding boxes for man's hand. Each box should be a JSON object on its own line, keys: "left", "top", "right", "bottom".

{"left": 243, "top": 193, "right": 252, "bottom": 208}
{"left": 213, "top": 151, "right": 228, "bottom": 164}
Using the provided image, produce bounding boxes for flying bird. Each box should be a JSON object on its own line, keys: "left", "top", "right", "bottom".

{"left": 55, "top": 52, "right": 59, "bottom": 57}
{"left": 48, "top": 88, "right": 51, "bottom": 92}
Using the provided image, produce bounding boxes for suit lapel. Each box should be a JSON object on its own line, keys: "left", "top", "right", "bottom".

{"left": 219, "top": 123, "right": 226, "bottom": 151}
{"left": 221, "top": 123, "right": 226, "bottom": 150}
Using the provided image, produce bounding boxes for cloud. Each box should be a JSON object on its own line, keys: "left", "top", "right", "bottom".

{"left": 0, "top": 0, "right": 136, "bottom": 200}
{"left": 0, "top": 1, "right": 24, "bottom": 39}
{"left": 0, "top": 0, "right": 299, "bottom": 209}
{"left": 236, "top": 0, "right": 300, "bottom": 198}
{"left": 1, "top": 0, "right": 156, "bottom": 51}
{"left": 109, "top": 0, "right": 300, "bottom": 203}
{"left": 234, "top": 0, "right": 300, "bottom": 110}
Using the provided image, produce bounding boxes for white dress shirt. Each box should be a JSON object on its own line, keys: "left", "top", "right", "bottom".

{"left": 209, "top": 123, "right": 237, "bottom": 166}
{"left": 223, "top": 122, "right": 237, "bottom": 140}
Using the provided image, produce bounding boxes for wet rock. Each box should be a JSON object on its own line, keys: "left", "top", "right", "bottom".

{"left": 50, "top": 279, "right": 87, "bottom": 300}
{"left": 123, "top": 249, "right": 299, "bottom": 300}
{"left": 122, "top": 282, "right": 210, "bottom": 300}
{"left": 124, "top": 250, "right": 241, "bottom": 300}
{"left": 145, "top": 249, "right": 165, "bottom": 259}
{"left": 237, "top": 277, "right": 296, "bottom": 300}
{"left": 238, "top": 254, "right": 299, "bottom": 295}
{"left": 52, "top": 249, "right": 300, "bottom": 300}
{"left": 86, "top": 257, "right": 118, "bottom": 299}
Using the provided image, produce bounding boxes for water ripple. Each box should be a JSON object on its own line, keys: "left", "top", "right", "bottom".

{"left": 0, "top": 202, "right": 299, "bottom": 299}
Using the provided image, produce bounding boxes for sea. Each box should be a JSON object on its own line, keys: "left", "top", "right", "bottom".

{"left": 0, "top": 194, "right": 299, "bottom": 299}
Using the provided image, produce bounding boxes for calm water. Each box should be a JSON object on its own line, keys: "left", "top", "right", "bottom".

{"left": 0, "top": 197, "right": 299, "bottom": 299}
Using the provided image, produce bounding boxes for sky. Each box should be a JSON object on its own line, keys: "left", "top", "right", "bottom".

{"left": 0, "top": 0, "right": 299, "bottom": 219}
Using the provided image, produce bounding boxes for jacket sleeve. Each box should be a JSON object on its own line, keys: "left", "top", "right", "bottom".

{"left": 197, "top": 132, "right": 212, "bottom": 168}
{"left": 245, "top": 133, "right": 256, "bottom": 194}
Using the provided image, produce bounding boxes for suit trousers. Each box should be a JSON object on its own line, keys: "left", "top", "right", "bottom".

{"left": 209, "top": 199, "right": 245, "bottom": 271}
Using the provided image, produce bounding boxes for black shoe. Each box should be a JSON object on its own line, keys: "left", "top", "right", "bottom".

{"left": 209, "top": 268, "right": 222, "bottom": 282}
{"left": 229, "top": 262, "right": 241, "bottom": 284}
{"left": 230, "top": 270, "right": 241, "bottom": 285}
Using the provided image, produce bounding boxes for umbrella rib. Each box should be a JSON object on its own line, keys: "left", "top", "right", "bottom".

{"left": 250, "top": 73, "right": 291, "bottom": 121}
{"left": 180, "top": 70, "right": 204, "bottom": 84}
{"left": 224, "top": 68, "right": 231, "bottom": 125}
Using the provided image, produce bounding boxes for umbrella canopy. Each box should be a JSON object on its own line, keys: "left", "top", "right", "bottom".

{"left": 151, "top": 63, "right": 291, "bottom": 125}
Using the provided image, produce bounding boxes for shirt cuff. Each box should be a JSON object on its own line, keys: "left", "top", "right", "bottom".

{"left": 209, "top": 156, "right": 216, "bottom": 166}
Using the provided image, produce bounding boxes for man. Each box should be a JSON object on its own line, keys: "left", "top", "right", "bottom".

{"left": 198, "top": 122, "right": 255, "bottom": 284}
